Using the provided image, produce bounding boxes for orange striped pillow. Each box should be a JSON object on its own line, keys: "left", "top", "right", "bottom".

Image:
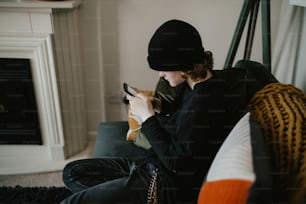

{"left": 197, "top": 113, "right": 255, "bottom": 204}
{"left": 198, "top": 179, "right": 253, "bottom": 204}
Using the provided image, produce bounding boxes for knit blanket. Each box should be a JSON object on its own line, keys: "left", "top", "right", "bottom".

{"left": 248, "top": 82, "right": 306, "bottom": 203}
{"left": 0, "top": 186, "right": 72, "bottom": 204}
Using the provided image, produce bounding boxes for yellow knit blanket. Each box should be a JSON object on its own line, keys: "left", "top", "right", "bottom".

{"left": 248, "top": 83, "right": 306, "bottom": 203}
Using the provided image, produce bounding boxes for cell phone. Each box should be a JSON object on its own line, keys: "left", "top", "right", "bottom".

{"left": 123, "top": 82, "right": 138, "bottom": 96}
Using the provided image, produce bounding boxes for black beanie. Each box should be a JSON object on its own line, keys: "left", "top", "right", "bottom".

{"left": 147, "top": 19, "right": 205, "bottom": 71}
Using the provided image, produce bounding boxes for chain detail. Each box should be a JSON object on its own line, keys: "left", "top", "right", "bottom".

{"left": 147, "top": 168, "right": 158, "bottom": 204}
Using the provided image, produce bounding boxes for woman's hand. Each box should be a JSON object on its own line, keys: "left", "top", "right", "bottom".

{"left": 127, "top": 93, "right": 155, "bottom": 122}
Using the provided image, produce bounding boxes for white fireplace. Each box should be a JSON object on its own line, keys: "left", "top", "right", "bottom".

{"left": 0, "top": 0, "right": 90, "bottom": 174}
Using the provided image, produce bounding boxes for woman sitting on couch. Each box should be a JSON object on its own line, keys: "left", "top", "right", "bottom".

{"left": 60, "top": 19, "right": 277, "bottom": 204}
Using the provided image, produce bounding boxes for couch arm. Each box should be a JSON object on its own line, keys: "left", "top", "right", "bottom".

{"left": 93, "top": 121, "right": 146, "bottom": 160}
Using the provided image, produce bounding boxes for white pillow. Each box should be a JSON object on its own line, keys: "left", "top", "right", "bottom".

{"left": 198, "top": 112, "right": 256, "bottom": 204}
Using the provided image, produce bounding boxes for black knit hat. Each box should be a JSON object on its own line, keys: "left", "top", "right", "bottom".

{"left": 147, "top": 19, "right": 205, "bottom": 71}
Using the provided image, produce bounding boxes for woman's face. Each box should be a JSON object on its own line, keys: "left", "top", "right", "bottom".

{"left": 159, "top": 71, "right": 185, "bottom": 87}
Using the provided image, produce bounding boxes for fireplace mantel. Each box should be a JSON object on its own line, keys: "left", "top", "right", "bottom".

{"left": 0, "top": 0, "right": 81, "bottom": 9}
{"left": 0, "top": 0, "right": 90, "bottom": 174}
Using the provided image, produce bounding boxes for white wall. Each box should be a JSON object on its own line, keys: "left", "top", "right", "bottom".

{"left": 79, "top": 0, "right": 283, "bottom": 138}
{"left": 295, "top": 11, "right": 306, "bottom": 91}
{"left": 118, "top": 0, "right": 256, "bottom": 91}
{"left": 79, "top": 0, "right": 106, "bottom": 140}
{"left": 271, "top": 0, "right": 306, "bottom": 93}
{"left": 115, "top": 0, "right": 281, "bottom": 117}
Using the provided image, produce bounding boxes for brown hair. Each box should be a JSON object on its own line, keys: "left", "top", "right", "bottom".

{"left": 184, "top": 50, "right": 214, "bottom": 81}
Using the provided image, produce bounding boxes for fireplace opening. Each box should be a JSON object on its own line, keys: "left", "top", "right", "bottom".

{"left": 0, "top": 58, "right": 42, "bottom": 145}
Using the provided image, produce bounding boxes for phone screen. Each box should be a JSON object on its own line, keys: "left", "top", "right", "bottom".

{"left": 123, "top": 83, "right": 137, "bottom": 96}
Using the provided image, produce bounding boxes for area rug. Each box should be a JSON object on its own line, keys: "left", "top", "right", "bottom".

{"left": 0, "top": 186, "right": 72, "bottom": 204}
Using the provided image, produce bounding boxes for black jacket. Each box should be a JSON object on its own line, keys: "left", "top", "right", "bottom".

{"left": 141, "top": 64, "right": 277, "bottom": 203}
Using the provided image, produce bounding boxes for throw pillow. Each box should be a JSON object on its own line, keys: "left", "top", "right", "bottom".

{"left": 197, "top": 112, "right": 256, "bottom": 204}
{"left": 133, "top": 130, "right": 152, "bottom": 150}
{"left": 247, "top": 82, "right": 306, "bottom": 203}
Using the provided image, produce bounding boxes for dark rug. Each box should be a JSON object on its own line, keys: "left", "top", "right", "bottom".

{"left": 0, "top": 186, "right": 72, "bottom": 204}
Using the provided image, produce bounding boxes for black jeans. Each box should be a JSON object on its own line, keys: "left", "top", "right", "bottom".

{"left": 60, "top": 158, "right": 151, "bottom": 204}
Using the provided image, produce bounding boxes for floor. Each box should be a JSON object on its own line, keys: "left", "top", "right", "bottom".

{"left": 0, "top": 142, "right": 95, "bottom": 186}
{"left": 0, "top": 142, "right": 95, "bottom": 175}
{"left": 0, "top": 171, "right": 64, "bottom": 187}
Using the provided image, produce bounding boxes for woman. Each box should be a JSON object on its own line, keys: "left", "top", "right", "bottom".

{"left": 61, "top": 19, "right": 276, "bottom": 204}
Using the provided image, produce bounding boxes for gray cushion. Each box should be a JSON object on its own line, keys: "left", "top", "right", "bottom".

{"left": 93, "top": 121, "right": 146, "bottom": 160}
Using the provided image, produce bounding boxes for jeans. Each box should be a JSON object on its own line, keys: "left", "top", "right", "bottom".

{"left": 60, "top": 158, "right": 151, "bottom": 204}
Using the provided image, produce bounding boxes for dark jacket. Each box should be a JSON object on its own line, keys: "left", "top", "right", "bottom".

{"left": 141, "top": 64, "right": 278, "bottom": 203}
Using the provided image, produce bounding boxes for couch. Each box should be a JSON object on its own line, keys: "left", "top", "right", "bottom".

{"left": 93, "top": 121, "right": 145, "bottom": 160}
{"left": 92, "top": 60, "right": 276, "bottom": 160}
{"left": 91, "top": 60, "right": 306, "bottom": 203}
